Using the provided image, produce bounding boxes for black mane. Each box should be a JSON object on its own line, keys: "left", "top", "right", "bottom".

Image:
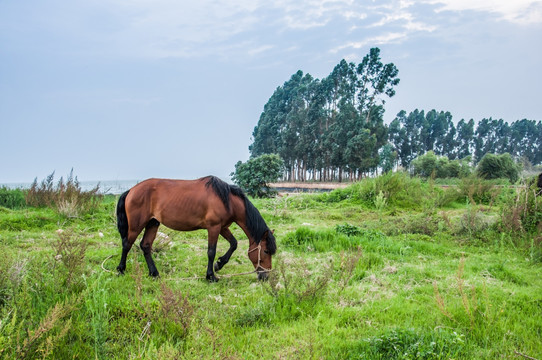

{"left": 204, "top": 176, "right": 276, "bottom": 254}
{"left": 205, "top": 176, "right": 232, "bottom": 211}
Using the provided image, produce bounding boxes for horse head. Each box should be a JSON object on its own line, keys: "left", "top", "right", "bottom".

{"left": 248, "top": 229, "right": 275, "bottom": 280}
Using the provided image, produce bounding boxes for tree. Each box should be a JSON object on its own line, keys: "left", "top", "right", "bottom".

{"left": 249, "top": 47, "right": 400, "bottom": 182}
{"left": 231, "top": 154, "right": 284, "bottom": 198}
{"left": 379, "top": 143, "right": 397, "bottom": 173}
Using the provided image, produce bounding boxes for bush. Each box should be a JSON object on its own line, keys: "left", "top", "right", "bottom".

{"left": 477, "top": 153, "right": 521, "bottom": 183}
{"left": 231, "top": 154, "right": 284, "bottom": 198}
{"left": 318, "top": 172, "right": 426, "bottom": 209}
{"left": 412, "top": 152, "right": 472, "bottom": 179}
{"left": 0, "top": 187, "right": 26, "bottom": 209}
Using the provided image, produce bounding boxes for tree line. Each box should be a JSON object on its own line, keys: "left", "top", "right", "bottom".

{"left": 249, "top": 48, "right": 542, "bottom": 181}
{"left": 389, "top": 110, "right": 542, "bottom": 169}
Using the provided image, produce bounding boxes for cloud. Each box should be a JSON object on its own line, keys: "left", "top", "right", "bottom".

{"left": 424, "top": 0, "right": 542, "bottom": 24}
{"left": 331, "top": 32, "right": 408, "bottom": 54}
{"left": 11, "top": 0, "right": 538, "bottom": 62}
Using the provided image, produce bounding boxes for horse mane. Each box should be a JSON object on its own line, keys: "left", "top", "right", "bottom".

{"left": 205, "top": 176, "right": 232, "bottom": 211}
{"left": 204, "top": 176, "right": 276, "bottom": 254}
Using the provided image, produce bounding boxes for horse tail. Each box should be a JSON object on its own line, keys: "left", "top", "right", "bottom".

{"left": 117, "top": 190, "right": 130, "bottom": 239}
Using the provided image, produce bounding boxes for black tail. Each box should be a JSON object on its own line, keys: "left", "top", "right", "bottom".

{"left": 117, "top": 190, "right": 130, "bottom": 240}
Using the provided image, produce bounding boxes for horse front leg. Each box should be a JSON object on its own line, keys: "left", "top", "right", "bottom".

{"left": 214, "top": 227, "right": 238, "bottom": 272}
{"left": 206, "top": 227, "right": 220, "bottom": 282}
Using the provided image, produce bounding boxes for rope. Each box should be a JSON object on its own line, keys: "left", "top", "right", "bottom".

{"left": 100, "top": 253, "right": 272, "bottom": 280}
{"left": 101, "top": 254, "right": 114, "bottom": 273}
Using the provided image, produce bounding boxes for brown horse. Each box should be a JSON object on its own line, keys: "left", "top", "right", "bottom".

{"left": 116, "top": 176, "right": 276, "bottom": 281}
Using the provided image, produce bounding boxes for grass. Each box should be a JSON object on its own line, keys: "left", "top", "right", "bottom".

{"left": 0, "top": 180, "right": 541, "bottom": 359}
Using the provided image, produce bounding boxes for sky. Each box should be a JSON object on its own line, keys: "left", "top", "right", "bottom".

{"left": 1, "top": 0, "right": 541, "bottom": 184}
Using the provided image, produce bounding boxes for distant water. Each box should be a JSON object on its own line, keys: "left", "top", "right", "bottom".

{"left": 0, "top": 180, "right": 140, "bottom": 195}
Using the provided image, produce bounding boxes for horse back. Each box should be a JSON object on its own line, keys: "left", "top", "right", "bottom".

{"left": 125, "top": 178, "right": 233, "bottom": 232}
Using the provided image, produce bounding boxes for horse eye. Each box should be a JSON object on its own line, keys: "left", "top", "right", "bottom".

{"left": 264, "top": 250, "right": 270, "bottom": 255}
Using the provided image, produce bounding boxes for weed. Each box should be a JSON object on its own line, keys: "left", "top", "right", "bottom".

{"left": 152, "top": 231, "right": 173, "bottom": 253}
{"left": 336, "top": 246, "right": 364, "bottom": 293}
{"left": 52, "top": 230, "right": 88, "bottom": 289}
{"left": 500, "top": 181, "right": 542, "bottom": 234}
{"left": 284, "top": 226, "right": 383, "bottom": 252}
{"left": 10, "top": 296, "right": 79, "bottom": 360}
{"left": 392, "top": 213, "right": 441, "bottom": 236}
{"left": 374, "top": 190, "right": 387, "bottom": 211}
{"left": 156, "top": 282, "right": 194, "bottom": 339}
{"left": 336, "top": 223, "right": 362, "bottom": 237}
{"left": 458, "top": 175, "right": 503, "bottom": 205}
{"left": 433, "top": 256, "right": 507, "bottom": 340}
{"left": 264, "top": 256, "right": 333, "bottom": 305}
{"left": 355, "top": 328, "right": 466, "bottom": 360}
{"left": 457, "top": 204, "right": 491, "bottom": 238}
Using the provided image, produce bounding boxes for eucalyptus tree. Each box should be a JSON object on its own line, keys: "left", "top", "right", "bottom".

{"left": 455, "top": 119, "right": 475, "bottom": 160}
{"left": 249, "top": 47, "right": 400, "bottom": 181}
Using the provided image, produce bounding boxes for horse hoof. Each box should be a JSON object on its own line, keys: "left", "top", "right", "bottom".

{"left": 149, "top": 270, "right": 160, "bottom": 277}
{"left": 206, "top": 274, "right": 219, "bottom": 283}
{"left": 214, "top": 262, "right": 220, "bottom": 272}
{"left": 116, "top": 266, "right": 125, "bottom": 275}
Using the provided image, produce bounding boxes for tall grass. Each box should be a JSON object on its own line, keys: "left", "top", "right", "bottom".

{"left": 26, "top": 170, "right": 102, "bottom": 217}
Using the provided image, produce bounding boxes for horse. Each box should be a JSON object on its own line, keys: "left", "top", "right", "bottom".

{"left": 115, "top": 176, "right": 276, "bottom": 281}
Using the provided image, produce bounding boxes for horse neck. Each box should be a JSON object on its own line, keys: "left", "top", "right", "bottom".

{"left": 230, "top": 195, "right": 256, "bottom": 246}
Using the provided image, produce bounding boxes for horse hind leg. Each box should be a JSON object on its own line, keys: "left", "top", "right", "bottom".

{"left": 117, "top": 228, "right": 140, "bottom": 275}
{"left": 140, "top": 219, "right": 160, "bottom": 277}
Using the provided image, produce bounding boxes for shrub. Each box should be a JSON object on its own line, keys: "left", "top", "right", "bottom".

{"left": 231, "top": 154, "right": 284, "bottom": 198}
{"left": 318, "top": 172, "right": 426, "bottom": 209}
{"left": 476, "top": 153, "right": 521, "bottom": 183}
{"left": 0, "top": 187, "right": 26, "bottom": 209}
{"left": 412, "top": 152, "right": 473, "bottom": 179}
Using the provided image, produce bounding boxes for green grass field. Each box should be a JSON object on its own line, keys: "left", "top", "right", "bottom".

{"left": 1, "top": 177, "right": 541, "bottom": 359}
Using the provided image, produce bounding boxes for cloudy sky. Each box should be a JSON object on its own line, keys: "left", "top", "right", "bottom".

{"left": 1, "top": 0, "right": 541, "bottom": 183}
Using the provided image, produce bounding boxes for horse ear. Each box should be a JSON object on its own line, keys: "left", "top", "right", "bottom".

{"left": 271, "top": 229, "right": 275, "bottom": 234}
